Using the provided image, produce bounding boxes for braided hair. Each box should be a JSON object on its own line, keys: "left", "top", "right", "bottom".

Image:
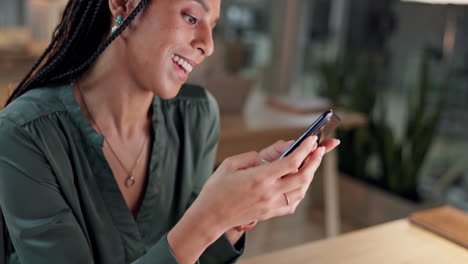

{"left": 6, "top": 0, "right": 149, "bottom": 105}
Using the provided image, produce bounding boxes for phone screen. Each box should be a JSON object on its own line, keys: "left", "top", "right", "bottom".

{"left": 279, "top": 110, "right": 341, "bottom": 159}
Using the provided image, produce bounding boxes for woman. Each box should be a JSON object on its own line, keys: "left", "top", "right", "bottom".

{"left": 0, "top": 0, "right": 339, "bottom": 263}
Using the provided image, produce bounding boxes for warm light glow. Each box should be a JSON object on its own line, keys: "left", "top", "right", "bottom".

{"left": 401, "top": 0, "right": 468, "bottom": 4}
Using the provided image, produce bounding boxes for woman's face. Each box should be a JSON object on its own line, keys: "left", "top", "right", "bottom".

{"left": 125, "top": 0, "right": 220, "bottom": 99}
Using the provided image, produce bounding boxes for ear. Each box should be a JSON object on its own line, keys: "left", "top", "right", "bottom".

{"left": 108, "top": 0, "right": 138, "bottom": 18}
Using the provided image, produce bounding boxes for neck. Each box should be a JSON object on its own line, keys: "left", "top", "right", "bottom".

{"left": 74, "top": 45, "right": 153, "bottom": 139}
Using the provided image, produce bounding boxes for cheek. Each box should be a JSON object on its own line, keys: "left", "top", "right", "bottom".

{"left": 133, "top": 28, "right": 182, "bottom": 63}
{"left": 128, "top": 42, "right": 160, "bottom": 73}
{"left": 132, "top": 33, "right": 187, "bottom": 77}
{"left": 131, "top": 7, "right": 191, "bottom": 57}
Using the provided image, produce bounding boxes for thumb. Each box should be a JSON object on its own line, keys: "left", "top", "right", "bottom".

{"left": 259, "top": 140, "right": 295, "bottom": 162}
{"left": 223, "top": 151, "right": 262, "bottom": 171}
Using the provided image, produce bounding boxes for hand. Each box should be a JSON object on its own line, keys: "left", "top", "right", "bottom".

{"left": 233, "top": 139, "right": 294, "bottom": 231}
{"left": 193, "top": 135, "right": 340, "bottom": 233}
{"left": 279, "top": 137, "right": 340, "bottom": 209}
{"left": 233, "top": 137, "right": 341, "bottom": 230}
{"left": 166, "top": 136, "right": 340, "bottom": 263}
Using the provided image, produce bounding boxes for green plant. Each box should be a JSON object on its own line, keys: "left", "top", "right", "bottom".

{"left": 320, "top": 50, "right": 448, "bottom": 201}
{"left": 371, "top": 50, "right": 448, "bottom": 198}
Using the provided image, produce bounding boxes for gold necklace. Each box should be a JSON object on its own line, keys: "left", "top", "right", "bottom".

{"left": 73, "top": 82, "right": 148, "bottom": 188}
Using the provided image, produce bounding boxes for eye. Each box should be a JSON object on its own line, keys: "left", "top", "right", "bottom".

{"left": 183, "top": 13, "right": 198, "bottom": 25}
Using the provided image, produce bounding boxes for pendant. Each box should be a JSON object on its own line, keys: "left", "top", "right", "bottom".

{"left": 125, "top": 175, "right": 135, "bottom": 188}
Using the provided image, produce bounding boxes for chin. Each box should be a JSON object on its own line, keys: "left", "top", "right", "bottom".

{"left": 157, "top": 84, "right": 183, "bottom": 99}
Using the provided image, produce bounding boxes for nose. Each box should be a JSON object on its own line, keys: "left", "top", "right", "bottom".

{"left": 193, "top": 23, "right": 215, "bottom": 57}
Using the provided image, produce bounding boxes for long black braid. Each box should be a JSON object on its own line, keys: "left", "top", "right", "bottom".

{"left": 6, "top": 0, "right": 150, "bottom": 105}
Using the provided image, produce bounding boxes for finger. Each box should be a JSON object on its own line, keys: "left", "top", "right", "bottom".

{"left": 242, "top": 221, "right": 258, "bottom": 229}
{"left": 259, "top": 192, "right": 301, "bottom": 220}
{"left": 319, "top": 138, "right": 340, "bottom": 154}
{"left": 222, "top": 151, "right": 262, "bottom": 171}
{"left": 298, "top": 142, "right": 318, "bottom": 170}
{"left": 259, "top": 140, "right": 294, "bottom": 162}
{"left": 301, "top": 146, "right": 326, "bottom": 176}
{"left": 235, "top": 221, "right": 258, "bottom": 232}
{"left": 259, "top": 136, "right": 317, "bottom": 178}
{"left": 252, "top": 136, "right": 319, "bottom": 181}
{"left": 271, "top": 197, "right": 301, "bottom": 218}
{"left": 285, "top": 189, "right": 306, "bottom": 206}
{"left": 276, "top": 146, "right": 326, "bottom": 194}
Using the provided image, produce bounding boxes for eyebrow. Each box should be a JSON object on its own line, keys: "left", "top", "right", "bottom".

{"left": 193, "top": 0, "right": 209, "bottom": 12}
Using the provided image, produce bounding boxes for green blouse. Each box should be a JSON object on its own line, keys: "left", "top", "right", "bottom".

{"left": 0, "top": 84, "right": 244, "bottom": 263}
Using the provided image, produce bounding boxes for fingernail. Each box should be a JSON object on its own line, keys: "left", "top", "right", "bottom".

{"left": 337, "top": 140, "right": 341, "bottom": 145}
{"left": 312, "top": 135, "right": 318, "bottom": 142}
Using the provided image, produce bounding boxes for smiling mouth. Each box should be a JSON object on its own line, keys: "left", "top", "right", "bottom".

{"left": 172, "top": 54, "right": 193, "bottom": 73}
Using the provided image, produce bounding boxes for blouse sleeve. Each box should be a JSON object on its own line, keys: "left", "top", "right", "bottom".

{"left": 189, "top": 91, "right": 246, "bottom": 264}
{"left": 0, "top": 117, "right": 180, "bottom": 264}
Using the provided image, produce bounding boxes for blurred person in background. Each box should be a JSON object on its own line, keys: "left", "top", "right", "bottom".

{"left": 0, "top": 0, "right": 339, "bottom": 263}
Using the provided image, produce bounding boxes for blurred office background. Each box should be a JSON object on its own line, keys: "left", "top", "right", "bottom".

{"left": 1, "top": 0, "right": 468, "bottom": 258}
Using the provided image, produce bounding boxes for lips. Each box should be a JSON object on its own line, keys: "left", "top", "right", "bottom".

{"left": 172, "top": 54, "right": 194, "bottom": 73}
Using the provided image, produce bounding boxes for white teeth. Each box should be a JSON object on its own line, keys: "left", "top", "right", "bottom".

{"left": 172, "top": 54, "right": 193, "bottom": 73}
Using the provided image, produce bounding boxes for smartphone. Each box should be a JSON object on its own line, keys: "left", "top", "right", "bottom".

{"left": 278, "top": 110, "right": 341, "bottom": 159}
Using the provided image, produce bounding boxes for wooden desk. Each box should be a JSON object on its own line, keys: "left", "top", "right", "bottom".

{"left": 217, "top": 111, "right": 366, "bottom": 237}
{"left": 238, "top": 219, "right": 468, "bottom": 264}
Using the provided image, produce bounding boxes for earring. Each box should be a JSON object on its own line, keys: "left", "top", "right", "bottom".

{"left": 111, "top": 14, "right": 123, "bottom": 34}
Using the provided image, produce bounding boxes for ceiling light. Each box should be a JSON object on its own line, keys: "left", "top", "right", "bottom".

{"left": 401, "top": 0, "right": 468, "bottom": 4}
